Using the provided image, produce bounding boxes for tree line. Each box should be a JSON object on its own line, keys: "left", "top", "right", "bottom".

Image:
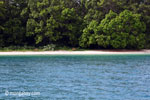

{"left": 0, "top": 0, "right": 150, "bottom": 49}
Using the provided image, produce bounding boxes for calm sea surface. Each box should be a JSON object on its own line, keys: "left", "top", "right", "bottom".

{"left": 0, "top": 55, "right": 150, "bottom": 100}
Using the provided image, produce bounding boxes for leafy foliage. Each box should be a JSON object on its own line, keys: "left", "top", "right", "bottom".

{"left": 80, "top": 10, "right": 146, "bottom": 49}
{"left": 0, "top": 0, "right": 149, "bottom": 49}
{"left": 43, "top": 44, "right": 56, "bottom": 51}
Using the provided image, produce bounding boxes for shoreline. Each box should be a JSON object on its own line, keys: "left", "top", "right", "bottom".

{"left": 0, "top": 50, "right": 150, "bottom": 55}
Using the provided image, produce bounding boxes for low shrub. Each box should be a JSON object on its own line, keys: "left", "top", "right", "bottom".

{"left": 43, "top": 44, "right": 56, "bottom": 51}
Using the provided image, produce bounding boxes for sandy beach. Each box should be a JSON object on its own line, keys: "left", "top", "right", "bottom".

{"left": 0, "top": 50, "right": 150, "bottom": 55}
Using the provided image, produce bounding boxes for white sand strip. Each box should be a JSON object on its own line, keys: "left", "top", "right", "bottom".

{"left": 0, "top": 50, "right": 150, "bottom": 55}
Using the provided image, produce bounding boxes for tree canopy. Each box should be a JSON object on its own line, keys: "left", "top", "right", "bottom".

{"left": 0, "top": 0, "right": 150, "bottom": 49}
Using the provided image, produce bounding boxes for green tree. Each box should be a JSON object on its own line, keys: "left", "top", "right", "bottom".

{"left": 79, "top": 20, "right": 98, "bottom": 48}
{"left": 26, "top": 0, "right": 83, "bottom": 46}
{"left": 80, "top": 10, "right": 146, "bottom": 49}
{"left": 26, "top": 0, "right": 61, "bottom": 45}
{"left": 1, "top": 0, "right": 27, "bottom": 46}
{"left": 0, "top": 0, "right": 149, "bottom": 49}
{"left": 80, "top": 10, "right": 117, "bottom": 48}
{"left": 59, "top": 8, "right": 83, "bottom": 46}
{"left": 106, "top": 10, "right": 146, "bottom": 49}
{"left": 3, "top": 18, "right": 25, "bottom": 46}
{"left": 0, "top": 1, "right": 5, "bottom": 47}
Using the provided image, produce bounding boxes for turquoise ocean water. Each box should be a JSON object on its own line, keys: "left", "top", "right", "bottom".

{"left": 0, "top": 55, "right": 150, "bottom": 100}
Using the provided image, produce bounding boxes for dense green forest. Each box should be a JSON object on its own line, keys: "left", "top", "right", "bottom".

{"left": 0, "top": 0, "right": 150, "bottom": 50}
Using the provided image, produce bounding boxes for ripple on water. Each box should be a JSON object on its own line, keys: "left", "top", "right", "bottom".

{"left": 0, "top": 55, "right": 150, "bottom": 100}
